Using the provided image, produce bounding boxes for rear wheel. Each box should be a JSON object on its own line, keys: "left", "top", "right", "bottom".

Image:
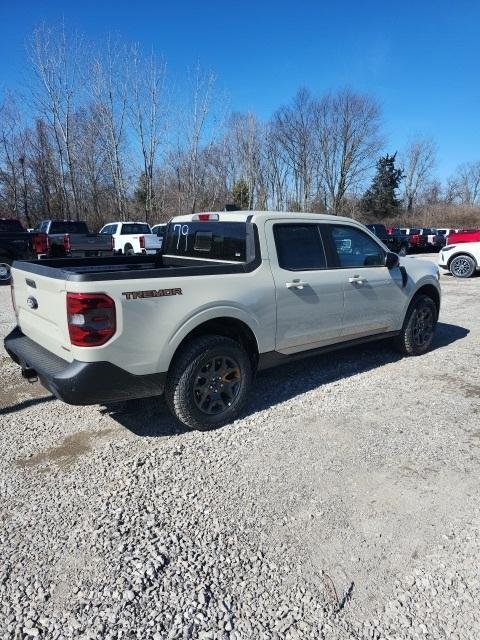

{"left": 394, "top": 294, "right": 438, "bottom": 356}
{"left": 165, "top": 335, "right": 252, "bottom": 430}
{"left": 398, "top": 244, "right": 407, "bottom": 256}
{"left": 124, "top": 244, "right": 135, "bottom": 257}
{"left": 449, "top": 254, "right": 476, "bottom": 278}
{"left": 0, "top": 257, "right": 12, "bottom": 285}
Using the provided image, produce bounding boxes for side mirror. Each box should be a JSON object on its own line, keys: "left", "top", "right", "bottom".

{"left": 385, "top": 251, "right": 400, "bottom": 269}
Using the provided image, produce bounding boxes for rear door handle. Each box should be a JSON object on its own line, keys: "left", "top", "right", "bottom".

{"left": 286, "top": 280, "right": 308, "bottom": 290}
{"left": 348, "top": 275, "right": 366, "bottom": 284}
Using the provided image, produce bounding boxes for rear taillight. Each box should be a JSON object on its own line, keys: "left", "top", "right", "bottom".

{"left": 66, "top": 293, "right": 116, "bottom": 347}
{"left": 33, "top": 233, "right": 49, "bottom": 255}
{"left": 139, "top": 235, "right": 145, "bottom": 249}
{"left": 63, "top": 234, "right": 71, "bottom": 253}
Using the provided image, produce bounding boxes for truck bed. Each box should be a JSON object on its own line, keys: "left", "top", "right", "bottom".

{"left": 12, "top": 253, "right": 259, "bottom": 282}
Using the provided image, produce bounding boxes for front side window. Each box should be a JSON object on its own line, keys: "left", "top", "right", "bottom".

{"left": 329, "top": 225, "right": 384, "bottom": 268}
{"left": 274, "top": 224, "right": 326, "bottom": 271}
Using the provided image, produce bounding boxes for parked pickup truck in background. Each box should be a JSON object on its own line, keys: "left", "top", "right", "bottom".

{"left": 151, "top": 223, "right": 168, "bottom": 250}
{"left": 365, "top": 224, "right": 409, "bottom": 255}
{"left": 33, "top": 220, "right": 113, "bottom": 259}
{"left": 446, "top": 229, "right": 480, "bottom": 245}
{"left": 5, "top": 211, "right": 441, "bottom": 430}
{"left": 100, "top": 221, "right": 163, "bottom": 255}
{"left": 0, "top": 218, "right": 37, "bottom": 283}
{"left": 399, "top": 228, "right": 429, "bottom": 252}
{"left": 417, "top": 228, "right": 445, "bottom": 251}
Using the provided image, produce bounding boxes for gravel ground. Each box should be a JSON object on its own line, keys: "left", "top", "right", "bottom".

{"left": 0, "top": 256, "right": 479, "bottom": 639}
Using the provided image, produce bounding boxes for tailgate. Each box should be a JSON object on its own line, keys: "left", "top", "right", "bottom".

{"left": 69, "top": 234, "right": 112, "bottom": 251}
{"left": 11, "top": 265, "right": 73, "bottom": 362}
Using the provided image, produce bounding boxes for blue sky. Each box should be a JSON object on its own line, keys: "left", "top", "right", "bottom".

{"left": 1, "top": 0, "right": 479, "bottom": 181}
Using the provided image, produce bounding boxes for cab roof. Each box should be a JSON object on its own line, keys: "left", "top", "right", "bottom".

{"left": 170, "top": 210, "right": 360, "bottom": 225}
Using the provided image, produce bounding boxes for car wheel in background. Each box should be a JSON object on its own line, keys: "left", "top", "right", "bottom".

{"left": 398, "top": 245, "right": 407, "bottom": 256}
{"left": 394, "top": 294, "right": 438, "bottom": 356}
{"left": 0, "top": 257, "right": 12, "bottom": 285}
{"left": 124, "top": 244, "right": 135, "bottom": 256}
{"left": 449, "top": 255, "right": 476, "bottom": 278}
{"left": 165, "top": 335, "right": 252, "bottom": 430}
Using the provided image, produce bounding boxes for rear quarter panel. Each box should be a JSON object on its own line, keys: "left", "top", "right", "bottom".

{"left": 66, "top": 263, "right": 276, "bottom": 375}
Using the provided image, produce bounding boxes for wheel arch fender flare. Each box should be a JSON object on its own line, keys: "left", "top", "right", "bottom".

{"left": 161, "top": 305, "right": 263, "bottom": 373}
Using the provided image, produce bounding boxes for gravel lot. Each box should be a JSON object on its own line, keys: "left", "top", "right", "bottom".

{"left": 1, "top": 256, "right": 479, "bottom": 639}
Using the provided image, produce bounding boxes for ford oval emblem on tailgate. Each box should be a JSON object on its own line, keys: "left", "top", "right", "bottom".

{"left": 27, "top": 296, "right": 38, "bottom": 310}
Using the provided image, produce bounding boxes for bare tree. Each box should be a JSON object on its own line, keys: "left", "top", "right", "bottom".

{"left": 30, "top": 24, "right": 84, "bottom": 219}
{"left": 129, "top": 46, "right": 167, "bottom": 221}
{"left": 271, "top": 89, "right": 316, "bottom": 211}
{"left": 447, "top": 161, "right": 480, "bottom": 205}
{"left": 401, "top": 137, "right": 436, "bottom": 211}
{"left": 0, "top": 96, "right": 22, "bottom": 217}
{"left": 314, "top": 89, "right": 383, "bottom": 214}
{"left": 91, "top": 37, "right": 129, "bottom": 219}
{"left": 177, "top": 65, "right": 217, "bottom": 214}
{"left": 225, "top": 112, "right": 264, "bottom": 209}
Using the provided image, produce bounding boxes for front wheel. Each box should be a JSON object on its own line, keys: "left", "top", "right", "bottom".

{"left": 450, "top": 254, "right": 476, "bottom": 278}
{"left": 394, "top": 295, "right": 438, "bottom": 356}
{"left": 0, "top": 257, "right": 12, "bottom": 285}
{"left": 165, "top": 335, "right": 252, "bottom": 430}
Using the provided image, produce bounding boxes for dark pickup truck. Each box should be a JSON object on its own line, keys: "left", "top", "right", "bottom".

{"left": 33, "top": 220, "right": 113, "bottom": 259}
{"left": 366, "top": 224, "right": 410, "bottom": 256}
{"left": 0, "top": 218, "right": 36, "bottom": 283}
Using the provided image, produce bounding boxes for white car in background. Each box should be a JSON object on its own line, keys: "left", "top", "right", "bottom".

{"left": 438, "top": 241, "right": 480, "bottom": 278}
{"left": 151, "top": 223, "right": 168, "bottom": 250}
{"left": 100, "top": 221, "right": 163, "bottom": 256}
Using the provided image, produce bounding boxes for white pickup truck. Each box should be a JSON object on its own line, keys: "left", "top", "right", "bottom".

{"left": 5, "top": 211, "right": 441, "bottom": 430}
{"left": 99, "top": 221, "right": 163, "bottom": 256}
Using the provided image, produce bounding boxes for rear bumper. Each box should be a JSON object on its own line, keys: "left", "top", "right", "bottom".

{"left": 4, "top": 327, "right": 166, "bottom": 405}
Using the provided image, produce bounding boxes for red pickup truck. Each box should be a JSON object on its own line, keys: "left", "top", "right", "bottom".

{"left": 447, "top": 230, "right": 480, "bottom": 245}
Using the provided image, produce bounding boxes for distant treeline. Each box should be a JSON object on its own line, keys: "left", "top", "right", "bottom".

{"left": 0, "top": 24, "right": 479, "bottom": 230}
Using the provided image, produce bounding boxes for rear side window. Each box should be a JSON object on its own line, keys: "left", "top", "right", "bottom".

{"left": 0, "top": 219, "right": 24, "bottom": 232}
{"left": 328, "top": 225, "right": 384, "bottom": 268}
{"left": 164, "top": 222, "right": 247, "bottom": 262}
{"left": 274, "top": 224, "right": 326, "bottom": 270}
{"left": 49, "top": 221, "right": 89, "bottom": 234}
{"left": 121, "top": 223, "right": 151, "bottom": 235}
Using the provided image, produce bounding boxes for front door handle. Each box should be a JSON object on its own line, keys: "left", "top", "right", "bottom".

{"left": 286, "top": 279, "right": 308, "bottom": 290}
{"left": 348, "top": 275, "right": 366, "bottom": 284}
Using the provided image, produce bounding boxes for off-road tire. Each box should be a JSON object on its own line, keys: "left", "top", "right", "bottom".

{"left": 0, "top": 256, "right": 12, "bottom": 285}
{"left": 449, "top": 254, "right": 476, "bottom": 278}
{"left": 394, "top": 294, "right": 438, "bottom": 356}
{"left": 165, "top": 335, "right": 252, "bottom": 431}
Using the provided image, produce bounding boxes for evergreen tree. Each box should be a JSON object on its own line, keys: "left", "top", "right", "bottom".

{"left": 134, "top": 172, "right": 148, "bottom": 209}
{"left": 232, "top": 179, "right": 250, "bottom": 210}
{"left": 361, "top": 153, "right": 403, "bottom": 218}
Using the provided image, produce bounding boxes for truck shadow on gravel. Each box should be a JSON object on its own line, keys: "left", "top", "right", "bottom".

{"left": 106, "top": 321, "right": 468, "bottom": 437}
